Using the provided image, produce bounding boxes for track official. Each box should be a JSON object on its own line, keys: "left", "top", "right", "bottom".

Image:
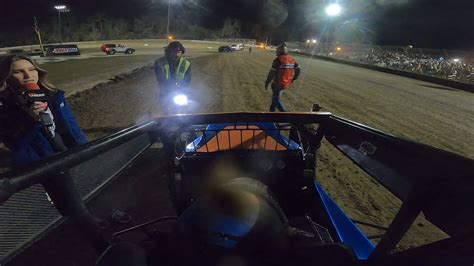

{"left": 264, "top": 45, "right": 300, "bottom": 112}
{"left": 154, "top": 41, "right": 191, "bottom": 113}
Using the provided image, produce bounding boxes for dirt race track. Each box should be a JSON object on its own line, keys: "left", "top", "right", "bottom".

{"left": 63, "top": 49, "right": 474, "bottom": 250}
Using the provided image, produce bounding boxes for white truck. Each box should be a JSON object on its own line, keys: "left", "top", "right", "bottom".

{"left": 230, "top": 43, "right": 243, "bottom": 51}
{"left": 101, "top": 44, "right": 135, "bottom": 55}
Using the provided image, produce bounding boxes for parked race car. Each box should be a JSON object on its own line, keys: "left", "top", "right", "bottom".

{"left": 101, "top": 43, "right": 136, "bottom": 55}
{"left": 218, "top": 45, "right": 233, "bottom": 53}
{"left": 0, "top": 109, "right": 473, "bottom": 266}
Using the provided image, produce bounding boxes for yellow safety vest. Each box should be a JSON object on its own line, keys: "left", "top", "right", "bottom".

{"left": 164, "top": 57, "right": 191, "bottom": 81}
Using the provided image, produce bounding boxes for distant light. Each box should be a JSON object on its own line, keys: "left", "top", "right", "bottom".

{"left": 168, "top": 35, "right": 174, "bottom": 40}
{"left": 326, "top": 3, "right": 341, "bottom": 16}
{"left": 453, "top": 58, "right": 460, "bottom": 62}
{"left": 336, "top": 47, "right": 342, "bottom": 51}
{"left": 307, "top": 40, "right": 310, "bottom": 43}
{"left": 312, "top": 39, "right": 317, "bottom": 44}
{"left": 54, "top": 5, "right": 66, "bottom": 10}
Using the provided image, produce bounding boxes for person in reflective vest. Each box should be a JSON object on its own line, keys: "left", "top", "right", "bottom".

{"left": 154, "top": 41, "right": 192, "bottom": 113}
{"left": 264, "top": 45, "right": 300, "bottom": 112}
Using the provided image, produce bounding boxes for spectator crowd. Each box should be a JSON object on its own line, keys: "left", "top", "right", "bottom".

{"left": 333, "top": 49, "right": 474, "bottom": 84}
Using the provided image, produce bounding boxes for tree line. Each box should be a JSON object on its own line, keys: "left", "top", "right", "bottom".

{"left": 1, "top": 14, "right": 245, "bottom": 47}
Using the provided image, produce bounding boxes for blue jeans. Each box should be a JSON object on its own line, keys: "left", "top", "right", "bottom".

{"left": 270, "top": 85, "right": 287, "bottom": 112}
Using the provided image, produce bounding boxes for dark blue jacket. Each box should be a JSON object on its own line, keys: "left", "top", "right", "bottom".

{"left": 0, "top": 88, "right": 87, "bottom": 166}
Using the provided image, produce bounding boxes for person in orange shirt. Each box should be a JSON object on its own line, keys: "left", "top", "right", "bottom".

{"left": 264, "top": 45, "right": 301, "bottom": 112}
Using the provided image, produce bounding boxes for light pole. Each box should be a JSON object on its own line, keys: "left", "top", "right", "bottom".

{"left": 324, "top": 3, "right": 342, "bottom": 55}
{"left": 54, "top": 5, "right": 68, "bottom": 43}
{"left": 166, "top": 0, "right": 182, "bottom": 42}
{"left": 167, "top": 0, "right": 171, "bottom": 42}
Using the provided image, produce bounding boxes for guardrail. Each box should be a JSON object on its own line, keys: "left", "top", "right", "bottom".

{"left": 0, "top": 121, "right": 156, "bottom": 264}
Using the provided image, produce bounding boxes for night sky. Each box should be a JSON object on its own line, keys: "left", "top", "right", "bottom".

{"left": 1, "top": 0, "right": 473, "bottom": 49}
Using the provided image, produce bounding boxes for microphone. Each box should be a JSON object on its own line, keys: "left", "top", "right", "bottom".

{"left": 21, "top": 83, "right": 56, "bottom": 136}
{"left": 23, "top": 82, "right": 41, "bottom": 91}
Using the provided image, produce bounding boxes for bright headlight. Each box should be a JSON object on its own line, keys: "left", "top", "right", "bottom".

{"left": 173, "top": 94, "right": 188, "bottom": 106}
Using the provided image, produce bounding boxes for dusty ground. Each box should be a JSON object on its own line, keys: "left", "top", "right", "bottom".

{"left": 64, "top": 50, "right": 474, "bottom": 250}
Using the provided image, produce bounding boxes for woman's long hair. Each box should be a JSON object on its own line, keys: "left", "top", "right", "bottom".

{"left": 0, "top": 54, "right": 56, "bottom": 92}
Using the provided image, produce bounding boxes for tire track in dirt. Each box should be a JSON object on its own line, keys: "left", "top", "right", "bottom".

{"left": 312, "top": 77, "right": 466, "bottom": 155}
{"left": 285, "top": 55, "right": 474, "bottom": 158}
{"left": 189, "top": 54, "right": 226, "bottom": 113}
{"left": 217, "top": 52, "right": 269, "bottom": 112}
{"left": 290, "top": 73, "right": 451, "bottom": 155}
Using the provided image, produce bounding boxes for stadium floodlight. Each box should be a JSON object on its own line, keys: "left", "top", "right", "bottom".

{"left": 167, "top": 0, "right": 171, "bottom": 41}
{"left": 325, "top": 3, "right": 342, "bottom": 16}
{"left": 167, "top": 0, "right": 183, "bottom": 42}
{"left": 53, "top": 5, "right": 69, "bottom": 43}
